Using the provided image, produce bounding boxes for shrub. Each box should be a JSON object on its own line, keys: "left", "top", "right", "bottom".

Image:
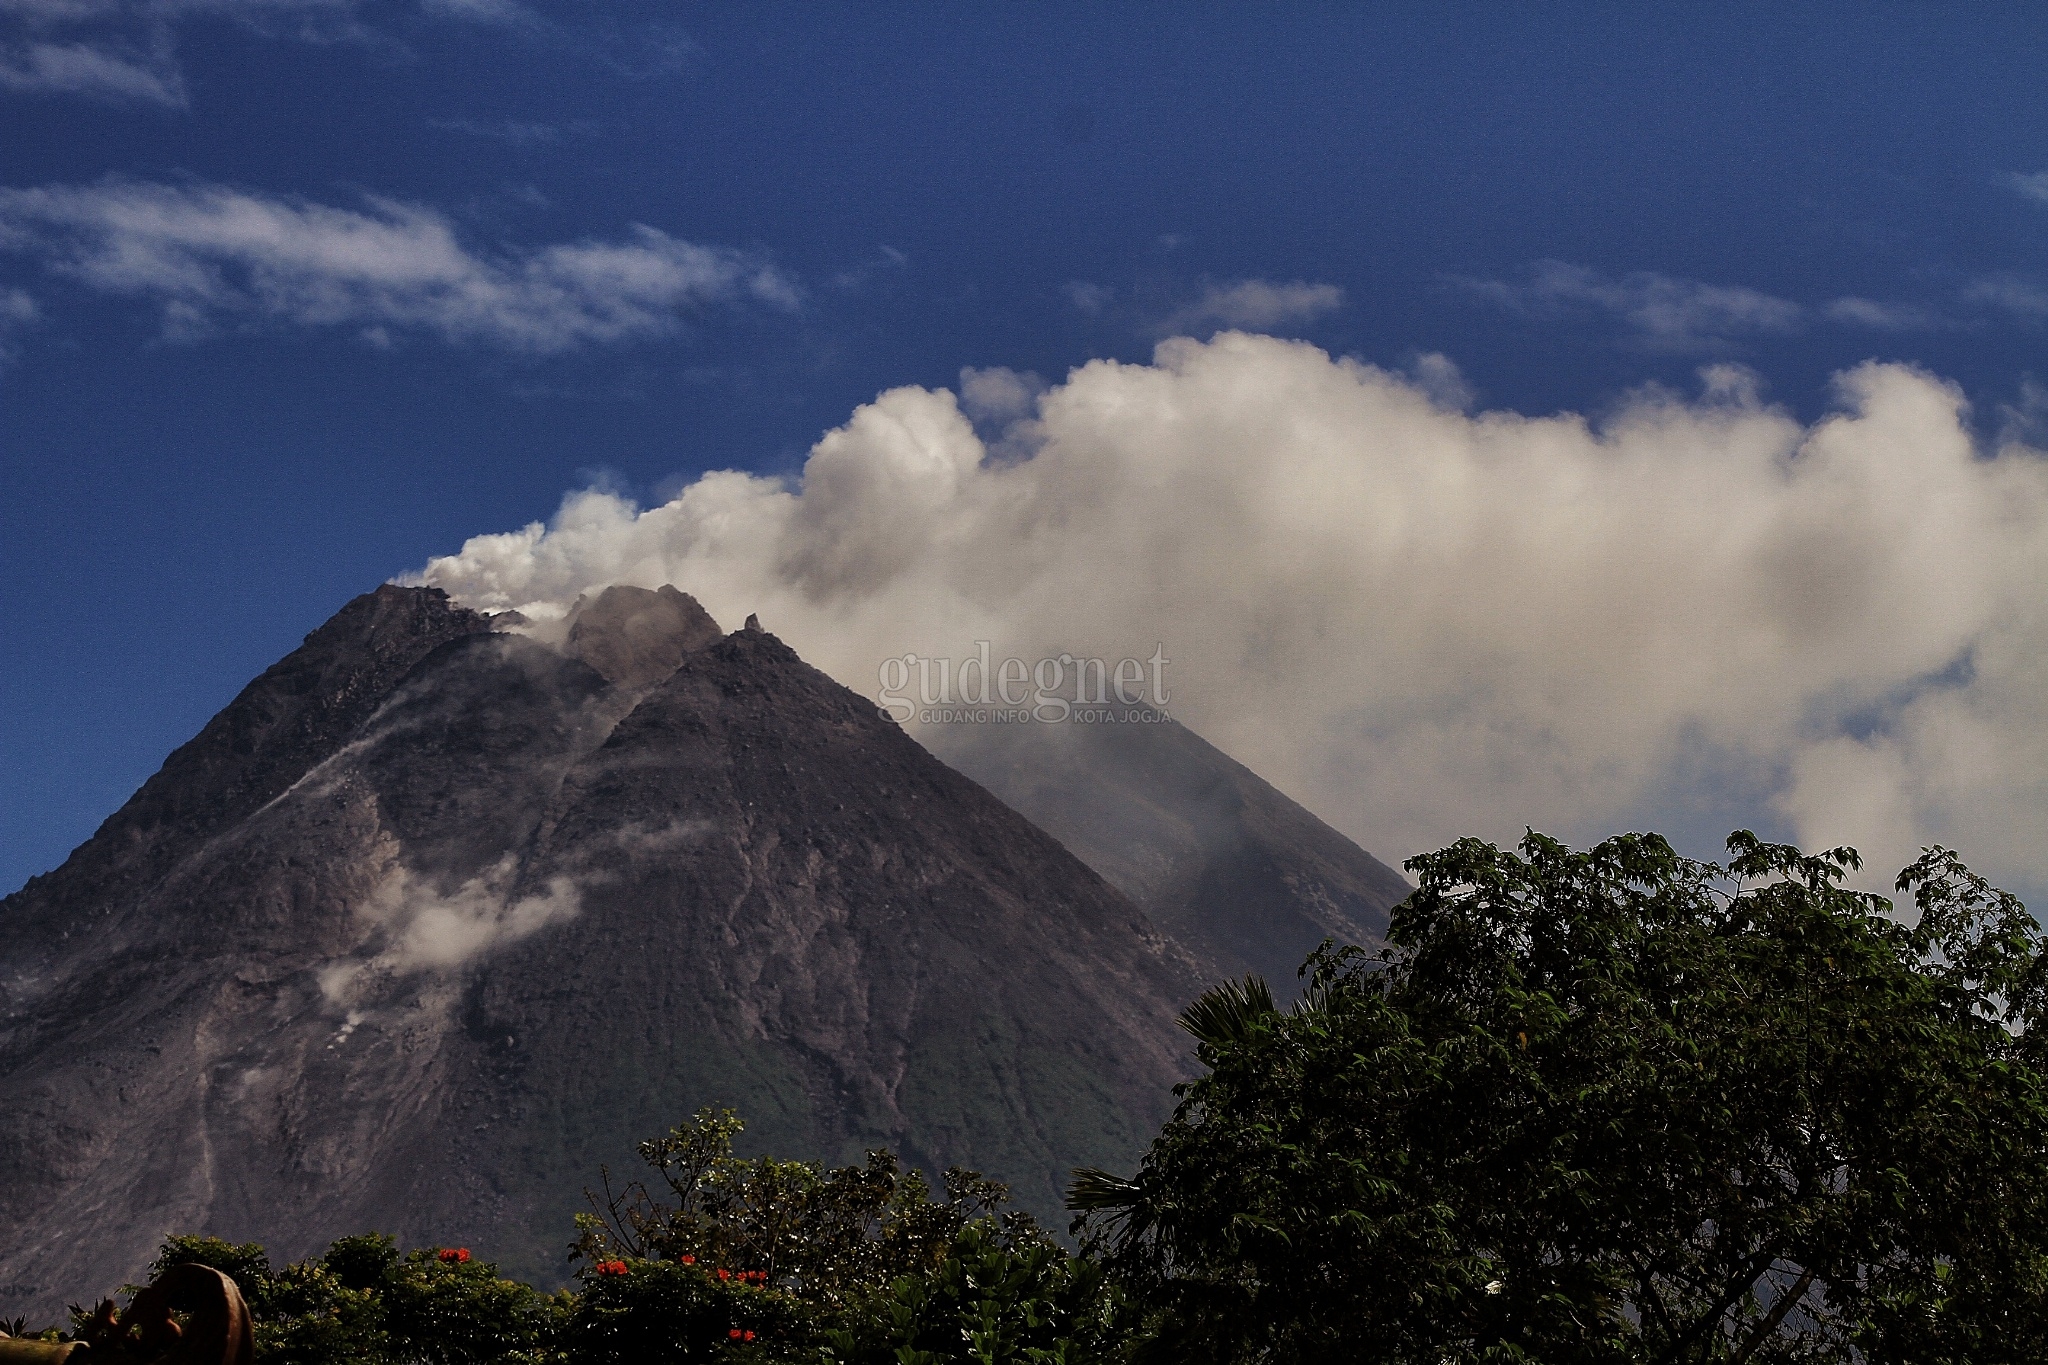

{"left": 820, "top": 1219, "right": 1122, "bottom": 1365}
{"left": 563, "top": 1256, "right": 812, "bottom": 1363}
{"left": 146, "top": 1232, "right": 567, "bottom": 1365}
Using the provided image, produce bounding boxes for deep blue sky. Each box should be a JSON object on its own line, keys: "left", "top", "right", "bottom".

{"left": 5, "top": 2, "right": 2048, "bottom": 893}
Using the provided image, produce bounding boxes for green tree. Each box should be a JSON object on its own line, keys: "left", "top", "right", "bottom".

{"left": 820, "top": 1220, "right": 1120, "bottom": 1365}
{"left": 1070, "top": 831, "right": 2048, "bottom": 1364}
{"left": 561, "top": 1256, "right": 812, "bottom": 1364}
{"left": 149, "top": 1231, "right": 570, "bottom": 1365}
{"left": 576, "top": 1108, "right": 1121, "bottom": 1362}
{"left": 576, "top": 1108, "right": 1030, "bottom": 1307}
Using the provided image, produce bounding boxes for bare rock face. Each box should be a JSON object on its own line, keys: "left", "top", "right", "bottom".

{"left": 0, "top": 585, "right": 492, "bottom": 969}
{"left": 563, "top": 584, "right": 723, "bottom": 688}
{"left": 924, "top": 712, "right": 1409, "bottom": 996}
{"left": 0, "top": 587, "right": 1200, "bottom": 1319}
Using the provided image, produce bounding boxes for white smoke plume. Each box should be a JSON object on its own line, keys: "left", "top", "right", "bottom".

{"left": 323, "top": 855, "right": 580, "bottom": 1001}
{"left": 411, "top": 333, "right": 2048, "bottom": 896}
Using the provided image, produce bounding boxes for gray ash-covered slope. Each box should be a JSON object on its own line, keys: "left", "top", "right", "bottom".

{"left": 925, "top": 713, "right": 1409, "bottom": 995}
{"left": 0, "top": 585, "right": 1200, "bottom": 1319}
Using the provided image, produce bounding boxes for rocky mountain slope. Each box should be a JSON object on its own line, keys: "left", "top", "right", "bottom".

{"left": 927, "top": 713, "right": 1408, "bottom": 995}
{"left": 0, "top": 586, "right": 1202, "bottom": 1318}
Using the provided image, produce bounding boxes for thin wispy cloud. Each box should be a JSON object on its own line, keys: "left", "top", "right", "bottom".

{"left": 1998, "top": 376, "right": 2048, "bottom": 450}
{"left": 0, "top": 0, "right": 536, "bottom": 108}
{"left": 0, "top": 284, "right": 37, "bottom": 358}
{"left": 428, "top": 116, "right": 567, "bottom": 146}
{"left": 1458, "top": 260, "right": 1803, "bottom": 352}
{"left": 829, "top": 243, "right": 908, "bottom": 292}
{"left": 0, "top": 33, "right": 180, "bottom": 103}
{"left": 1964, "top": 274, "right": 2048, "bottom": 320}
{"left": 1156, "top": 278, "right": 1345, "bottom": 336}
{"left": 1460, "top": 260, "right": 1976, "bottom": 348}
{"left": 0, "top": 179, "right": 800, "bottom": 352}
{"left": 1822, "top": 296, "right": 1945, "bottom": 331}
{"left": 1063, "top": 275, "right": 1345, "bottom": 339}
{"left": 2004, "top": 171, "right": 2048, "bottom": 206}
{"left": 0, "top": 1, "right": 142, "bottom": 17}
{"left": 1063, "top": 280, "right": 1112, "bottom": 315}
{"left": 419, "top": 0, "right": 538, "bottom": 26}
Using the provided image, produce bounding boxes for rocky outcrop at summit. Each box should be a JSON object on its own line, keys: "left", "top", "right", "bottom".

{"left": 565, "top": 583, "right": 724, "bottom": 687}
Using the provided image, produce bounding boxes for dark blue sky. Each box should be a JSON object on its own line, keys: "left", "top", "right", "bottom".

{"left": 5, "top": 2, "right": 2048, "bottom": 893}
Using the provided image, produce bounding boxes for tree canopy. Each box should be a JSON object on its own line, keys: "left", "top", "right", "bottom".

{"left": 1071, "top": 831, "right": 2048, "bottom": 1364}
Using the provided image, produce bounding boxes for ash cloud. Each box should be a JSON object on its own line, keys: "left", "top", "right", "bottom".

{"left": 323, "top": 854, "right": 580, "bottom": 999}
{"left": 412, "top": 333, "right": 2048, "bottom": 895}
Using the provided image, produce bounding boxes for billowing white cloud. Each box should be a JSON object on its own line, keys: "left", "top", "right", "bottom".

{"left": 411, "top": 333, "right": 2048, "bottom": 898}
{"left": 1157, "top": 278, "right": 1344, "bottom": 335}
{"left": 1402, "top": 351, "right": 1474, "bottom": 410}
{"left": 0, "top": 179, "right": 798, "bottom": 350}
{"left": 957, "top": 365, "right": 1044, "bottom": 425}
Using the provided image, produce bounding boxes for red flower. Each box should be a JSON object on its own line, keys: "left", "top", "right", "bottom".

{"left": 594, "top": 1259, "right": 629, "bottom": 1277}
{"left": 744, "top": 1330, "right": 756, "bottom": 1341}
{"left": 717, "top": 1268, "right": 731, "bottom": 1281}
{"left": 728, "top": 1328, "right": 743, "bottom": 1339}
{"left": 680, "top": 1255, "right": 696, "bottom": 1265}
{"left": 437, "top": 1248, "right": 471, "bottom": 1264}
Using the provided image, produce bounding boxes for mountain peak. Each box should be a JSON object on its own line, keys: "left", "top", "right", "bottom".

{"left": 0, "top": 582, "right": 1199, "bottom": 1315}
{"left": 563, "top": 584, "right": 723, "bottom": 688}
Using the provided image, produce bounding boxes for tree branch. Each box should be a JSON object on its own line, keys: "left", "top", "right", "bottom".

{"left": 1729, "top": 1266, "right": 1817, "bottom": 1365}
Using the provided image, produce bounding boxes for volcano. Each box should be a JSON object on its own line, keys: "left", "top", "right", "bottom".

{"left": 927, "top": 711, "right": 1408, "bottom": 997}
{"left": 0, "top": 583, "right": 1401, "bottom": 1318}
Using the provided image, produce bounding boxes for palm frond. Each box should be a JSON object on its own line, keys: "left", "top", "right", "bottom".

{"left": 1065, "top": 1167, "right": 1144, "bottom": 1212}
{"left": 1177, "top": 974, "right": 1277, "bottom": 1049}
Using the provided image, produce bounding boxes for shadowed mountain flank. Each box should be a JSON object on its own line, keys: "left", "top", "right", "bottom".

{"left": 0, "top": 585, "right": 494, "bottom": 965}
{"left": 924, "top": 713, "right": 1409, "bottom": 995}
{"left": 0, "top": 587, "right": 1199, "bottom": 1320}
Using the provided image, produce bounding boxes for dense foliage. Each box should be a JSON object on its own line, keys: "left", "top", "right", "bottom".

{"left": 98, "top": 1110, "right": 1121, "bottom": 1364}
{"left": 570, "top": 1107, "right": 1118, "bottom": 1362}
{"left": 1071, "top": 831, "right": 2048, "bottom": 1363}
{"left": 141, "top": 1233, "right": 571, "bottom": 1365}
{"left": 24, "top": 831, "right": 2048, "bottom": 1363}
